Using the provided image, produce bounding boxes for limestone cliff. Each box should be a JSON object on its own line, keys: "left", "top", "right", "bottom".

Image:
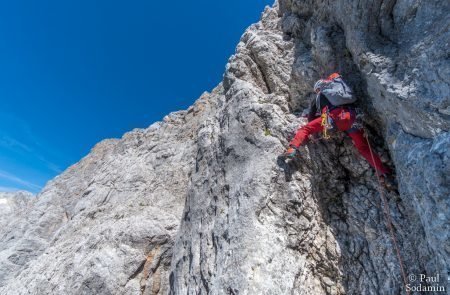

{"left": 0, "top": 0, "right": 448, "bottom": 294}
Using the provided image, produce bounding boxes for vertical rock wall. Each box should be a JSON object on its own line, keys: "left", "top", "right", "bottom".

{"left": 0, "top": 1, "right": 448, "bottom": 294}
{"left": 170, "top": 1, "right": 449, "bottom": 294}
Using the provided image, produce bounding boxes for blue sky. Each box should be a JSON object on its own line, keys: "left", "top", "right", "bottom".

{"left": 0, "top": 0, "right": 274, "bottom": 193}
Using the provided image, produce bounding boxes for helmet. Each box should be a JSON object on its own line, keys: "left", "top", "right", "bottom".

{"left": 314, "top": 79, "right": 325, "bottom": 92}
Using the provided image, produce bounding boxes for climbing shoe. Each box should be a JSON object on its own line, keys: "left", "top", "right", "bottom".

{"left": 380, "top": 174, "right": 397, "bottom": 191}
{"left": 283, "top": 147, "right": 298, "bottom": 159}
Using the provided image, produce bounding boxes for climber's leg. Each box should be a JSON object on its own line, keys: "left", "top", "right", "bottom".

{"left": 347, "top": 130, "right": 391, "bottom": 175}
{"left": 289, "top": 117, "right": 324, "bottom": 148}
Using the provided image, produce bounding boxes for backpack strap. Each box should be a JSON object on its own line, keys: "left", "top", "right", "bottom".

{"left": 315, "top": 93, "right": 321, "bottom": 111}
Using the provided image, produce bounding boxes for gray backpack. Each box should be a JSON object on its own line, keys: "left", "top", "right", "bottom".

{"left": 318, "top": 75, "right": 357, "bottom": 107}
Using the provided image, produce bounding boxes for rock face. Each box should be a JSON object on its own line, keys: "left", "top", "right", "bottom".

{"left": 0, "top": 1, "right": 448, "bottom": 294}
{"left": 0, "top": 191, "right": 35, "bottom": 285}
{"left": 0, "top": 191, "right": 34, "bottom": 225}
{"left": 0, "top": 95, "right": 217, "bottom": 294}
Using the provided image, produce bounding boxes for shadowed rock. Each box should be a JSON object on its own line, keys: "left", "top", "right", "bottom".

{"left": 0, "top": 1, "right": 448, "bottom": 294}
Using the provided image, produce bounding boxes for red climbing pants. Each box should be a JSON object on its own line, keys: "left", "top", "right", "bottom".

{"left": 290, "top": 107, "right": 390, "bottom": 175}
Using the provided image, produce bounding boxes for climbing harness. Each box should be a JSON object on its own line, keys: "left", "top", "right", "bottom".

{"left": 364, "top": 131, "right": 410, "bottom": 295}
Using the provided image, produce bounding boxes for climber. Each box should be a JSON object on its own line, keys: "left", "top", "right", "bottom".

{"left": 283, "top": 73, "right": 395, "bottom": 188}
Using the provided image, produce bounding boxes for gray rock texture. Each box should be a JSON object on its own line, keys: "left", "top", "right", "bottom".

{"left": 0, "top": 0, "right": 448, "bottom": 294}
{"left": 0, "top": 191, "right": 34, "bottom": 226}
{"left": 0, "top": 191, "right": 35, "bottom": 285}
{"left": 0, "top": 94, "right": 217, "bottom": 294}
